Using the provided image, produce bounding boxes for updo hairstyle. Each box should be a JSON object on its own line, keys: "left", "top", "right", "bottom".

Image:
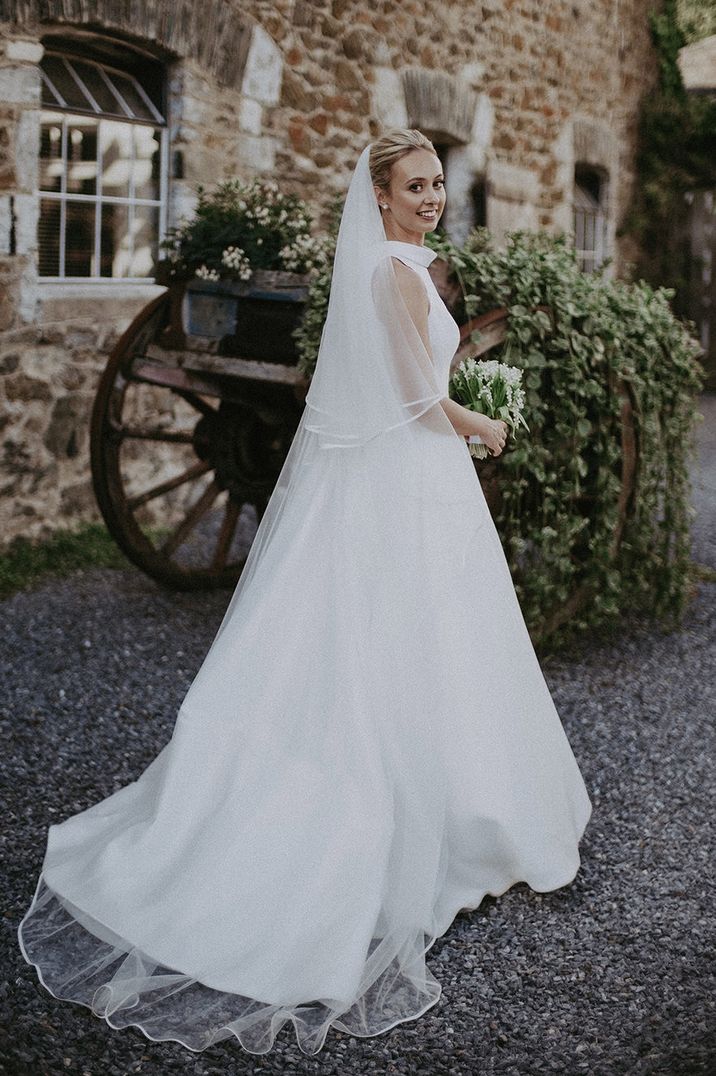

{"left": 369, "top": 129, "right": 438, "bottom": 209}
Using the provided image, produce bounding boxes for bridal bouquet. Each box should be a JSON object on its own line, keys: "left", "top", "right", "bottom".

{"left": 449, "top": 357, "right": 530, "bottom": 458}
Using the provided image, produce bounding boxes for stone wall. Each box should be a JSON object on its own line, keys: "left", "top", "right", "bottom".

{"left": 0, "top": 0, "right": 659, "bottom": 550}
{"left": 678, "top": 35, "right": 716, "bottom": 388}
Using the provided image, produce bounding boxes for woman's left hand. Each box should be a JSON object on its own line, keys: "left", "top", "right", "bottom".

{"left": 465, "top": 418, "right": 509, "bottom": 456}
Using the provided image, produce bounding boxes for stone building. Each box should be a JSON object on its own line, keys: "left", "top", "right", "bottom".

{"left": 678, "top": 33, "right": 716, "bottom": 387}
{"left": 0, "top": 0, "right": 658, "bottom": 548}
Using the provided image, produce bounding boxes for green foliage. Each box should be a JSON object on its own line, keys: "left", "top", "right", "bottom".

{"left": 430, "top": 230, "right": 705, "bottom": 647}
{"left": 0, "top": 523, "right": 130, "bottom": 599}
{"left": 677, "top": 0, "right": 716, "bottom": 44}
{"left": 652, "top": 0, "right": 689, "bottom": 97}
{"left": 293, "top": 191, "right": 358, "bottom": 378}
{"left": 625, "top": 1, "right": 716, "bottom": 296}
{"left": 158, "top": 178, "right": 324, "bottom": 282}
{"left": 294, "top": 225, "right": 705, "bottom": 647}
{"left": 294, "top": 214, "right": 338, "bottom": 380}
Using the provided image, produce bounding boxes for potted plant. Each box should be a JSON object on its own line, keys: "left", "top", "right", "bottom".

{"left": 157, "top": 178, "right": 330, "bottom": 362}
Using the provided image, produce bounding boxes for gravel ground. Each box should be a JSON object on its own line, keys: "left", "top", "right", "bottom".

{"left": 2, "top": 396, "right": 714, "bottom": 1076}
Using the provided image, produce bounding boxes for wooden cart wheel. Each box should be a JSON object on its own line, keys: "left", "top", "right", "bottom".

{"left": 90, "top": 291, "right": 303, "bottom": 590}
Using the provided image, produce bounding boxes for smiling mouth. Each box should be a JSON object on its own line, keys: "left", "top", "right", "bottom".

{"left": 418, "top": 210, "right": 437, "bottom": 218}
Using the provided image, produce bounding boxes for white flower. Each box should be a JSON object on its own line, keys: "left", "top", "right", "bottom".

{"left": 195, "top": 265, "right": 220, "bottom": 281}
{"left": 452, "top": 357, "right": 528, "bottom": 431}
{"left": 221, "top": 245, "right": 253, "bottom": 280}
{"left": 279, "top": 233, "right": 325, "bottom": 271}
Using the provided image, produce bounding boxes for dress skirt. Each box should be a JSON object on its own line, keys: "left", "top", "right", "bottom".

{"left": 18, "top": 410, "right": 592, "bottom": 1054}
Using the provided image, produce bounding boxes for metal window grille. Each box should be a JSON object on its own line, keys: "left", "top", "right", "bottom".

{"left": 38, "top": 51, "right": 168, "bottom": 281}
{"left": 573, "top": 181, "right": 608, "bottom": 274}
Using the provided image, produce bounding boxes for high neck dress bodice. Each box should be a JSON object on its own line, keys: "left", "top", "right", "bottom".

{"left": 382, "top": 240, "right": 461, "bottom": 395}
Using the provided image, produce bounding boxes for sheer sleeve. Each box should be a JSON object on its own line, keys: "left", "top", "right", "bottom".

{"left": 304, "top": 251, "right": 449, "bottom": 449}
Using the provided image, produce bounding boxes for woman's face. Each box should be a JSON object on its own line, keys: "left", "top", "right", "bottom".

{"left": 375, "top": 148, "right": 446, "bottom": 243}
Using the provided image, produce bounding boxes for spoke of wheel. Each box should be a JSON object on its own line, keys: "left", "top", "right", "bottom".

{"left": 160, "top": 479, "right": 222, "bottom": 558}
{"left": 173, "top": 389, "right": 217, "bottom": 418}
{"left": 115, "top": 424, "right": 194, "bottom": 443}
{"left": 210, "top": 498, "right": 241, "bottom": 571}
{"left": 127, "top": 460, "right": 212, "bottom": 510}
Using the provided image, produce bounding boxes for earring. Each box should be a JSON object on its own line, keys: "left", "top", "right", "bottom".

{"left": 380, "top": 204, "right": 388, "bottom": 209}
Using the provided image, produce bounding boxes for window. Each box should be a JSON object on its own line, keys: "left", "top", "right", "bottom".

{"left": 430, "top": 140, "right": 486, "bottom": 245}
{"left": 573, "top": 165, "right": 609, "bottom": 273}
{"left": 38, "top": 46, "right": 167, "bottom": 280}
{"left": 470, "top": 177, "right": 487, "bottom": 229}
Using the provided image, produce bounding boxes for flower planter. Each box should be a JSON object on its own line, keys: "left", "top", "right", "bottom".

{"left": 182, "top": 271, "right": 311, "bottom": 364}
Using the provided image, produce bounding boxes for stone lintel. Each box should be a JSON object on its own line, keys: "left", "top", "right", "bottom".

{"left": 239, "top": 96, "right": 263, "bottom": 136}
{"left": 236, "top": 131, "right": 277, "bottom": 172}
{"left": 241, "top": 24, "right": 283, "bottom": 106}
{"left": 371, "top": 66, "right": 408, "bottom": 130}
{"left": 403, "top": 67, "right": 477, "bottom": 145}
{"left": 487, "top": 160, "right": 539, "bottom": 205}
{"left": 0, "top": 64, "right": 40, "bottom": 104}
{"left": 678, "top": 34, "right": 716, "bottom": 93}
{"left": 6, "top": 39, "right": 44, "bottom": 64}
{"left": 572, "top": 116, "right": 618, "bottom": 174}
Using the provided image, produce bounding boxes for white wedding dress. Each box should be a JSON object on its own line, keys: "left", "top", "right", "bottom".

{"left": 18, "top": 238, "right": 592, "bottom": 1056}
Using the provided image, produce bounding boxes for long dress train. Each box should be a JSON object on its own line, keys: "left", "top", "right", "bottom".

{"left": 18, "top": 239, "right": 592, "bottom": 1055}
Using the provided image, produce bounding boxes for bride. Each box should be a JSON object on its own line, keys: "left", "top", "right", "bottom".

{"left": 18, "top": 128, "right": 592, "bottom": 1057}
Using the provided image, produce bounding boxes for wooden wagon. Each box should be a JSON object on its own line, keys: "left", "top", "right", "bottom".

{"left": 90, "top": 273, "right": 637, "bottom": 636}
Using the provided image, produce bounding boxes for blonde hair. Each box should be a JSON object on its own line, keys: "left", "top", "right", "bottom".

{"left": 369, "top": 129, "right": 438, "bottom": 199}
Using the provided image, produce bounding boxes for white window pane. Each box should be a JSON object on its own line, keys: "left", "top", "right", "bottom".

{"left": 66, "top": 117, "right": 98, "bottom": 195}
{"left": 73, "top": 59, "right": 124, "bottom": 115}
{"left": 40, "top": 70, "right": 64, "bottom": 107}
{"left": 100, "top": 203, "right": 130, "bottom": 277}
{"left": 574, "top": 210, "right": 584, "bottom": 251}
{"left": 65, "top": 201, "right": 96, "bottom": 276}
{"left": 133, "top": 126, "right": 162, "bottom": 201}
{"left": 111, "top": 71, "right": 156, "bottom": 121}
{"left": 129, "top": 205, "right": 159, "bottom": 277}
{"left": 38, "top": 199, "right": 62, "bottom": 275}
{"left": 39, "top": 114, "right": 64, "bottom": 192}
{"left": 42, "top": 56, "right": 91, "bottom": 112}
{"left": 100, "top": 120, "right": 133, "bottom": 198}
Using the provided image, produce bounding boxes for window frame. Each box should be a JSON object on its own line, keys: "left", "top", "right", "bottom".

{"left": 573, "top": 165, "right": 609, "bottom": 274}
{"left": 38, "top": 49, "right": 169, "bottom": 284}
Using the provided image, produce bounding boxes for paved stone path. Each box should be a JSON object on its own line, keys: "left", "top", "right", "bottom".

{"left": 2, "top": 395, "right": 714, "bottom": 1075}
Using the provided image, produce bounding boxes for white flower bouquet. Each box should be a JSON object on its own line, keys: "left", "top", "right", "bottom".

{"left": 449, "top": 357, "right": 530, "bottom": 458}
